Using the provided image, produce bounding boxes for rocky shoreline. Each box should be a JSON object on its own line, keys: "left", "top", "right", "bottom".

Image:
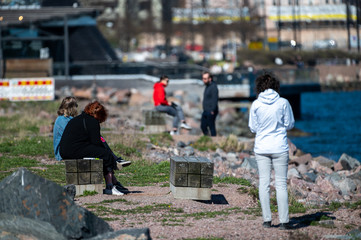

{"left": 60, "top": 85, "right": 361, "bottom": 205}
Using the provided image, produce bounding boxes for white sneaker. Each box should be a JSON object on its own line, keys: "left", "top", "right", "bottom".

{"left": 170, "top": 130, "right": 178, "bottom": 136}
{"left": 111, "top": 186, "right": 124, "bottom": 196}
{"left": 180, "top": 123, "right": 192, "bottom": 130}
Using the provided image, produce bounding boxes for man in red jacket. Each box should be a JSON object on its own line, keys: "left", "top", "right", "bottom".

{"left": 153, "top": 75, "right": 192, "bottom": 135}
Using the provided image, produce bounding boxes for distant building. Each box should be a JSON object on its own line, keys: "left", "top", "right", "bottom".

{"left": 261, "top": 0, "right": 359, "bottom": 49}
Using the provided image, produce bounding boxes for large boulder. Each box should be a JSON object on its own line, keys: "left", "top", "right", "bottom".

{"left": 0, "top": 213, "right": 66, "bottom": 240}
{"left": 0, "top": 168, "right": 112, "bottom": 239}
{"left": 336, "top": 153, "right": 360, "bottom": 171}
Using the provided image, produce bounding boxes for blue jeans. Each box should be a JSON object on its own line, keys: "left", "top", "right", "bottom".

{"left": 155, "top": 104, "right": 185, "bottom": 129}
{"left": 255, "top": 152, "right": 289, "bottom": 224}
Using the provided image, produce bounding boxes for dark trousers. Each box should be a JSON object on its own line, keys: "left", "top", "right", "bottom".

{"left": 201, "top": 110, "right": 218, "bottom": 136}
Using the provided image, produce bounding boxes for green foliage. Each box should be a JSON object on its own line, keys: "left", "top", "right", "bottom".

{"left": 115, "top": 160, "right": 170, "bottom": 186}
{"left": 192, "top": 136, "right": 217, "bottom": 151}
{"left": 149, "top": 132, "right": 173, "bottom": 147}
{"left": 0, "top": 156, "right": 38, "bottom": 171}
{"left": 81, "top": 190, "right": 98, "bottom": 196}
{"left": 219, "top": 134, "right": 243, "bottom": 152}
{"left": 327, "top": 201, "right": 343, "bottom": 211}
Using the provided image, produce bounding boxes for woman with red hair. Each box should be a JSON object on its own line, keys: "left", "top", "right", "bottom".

{"left": 60, "top": 101, "right": 127, "bottom": 196}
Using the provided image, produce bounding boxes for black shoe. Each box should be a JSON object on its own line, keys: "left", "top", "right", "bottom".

{"left": 263, "top": 221, "right": 271, "bottom": 228}
{"left": 116, "top": 158, "right": 132, "bottom": 168}
{"left": 279, "top": 223, "right": 291, "bottom": 230}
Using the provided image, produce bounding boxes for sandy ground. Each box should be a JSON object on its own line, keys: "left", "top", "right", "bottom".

{"left": 76, "top": 184, "right": 361, "bottom": 240}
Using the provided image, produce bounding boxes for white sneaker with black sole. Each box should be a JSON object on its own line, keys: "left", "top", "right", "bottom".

{"left": 180, "top": 123, "right": 192, "bottom": 130}
{"left": 103, "top": 186, "right": 124, "bottom": 196}
{"left": 111, "top": 186, "right": 124, "bottom": 196}
{"left": 116, "top": 158, "right": 132, "bottom": 168}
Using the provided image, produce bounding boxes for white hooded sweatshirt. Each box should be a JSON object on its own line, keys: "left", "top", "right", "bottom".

{"left": 248, "top": 89, "right": 295, "bottom": 154}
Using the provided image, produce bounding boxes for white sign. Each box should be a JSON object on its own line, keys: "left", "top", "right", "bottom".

{"left": 0, "top": 80, "right": 10, "bottom": 100}
{"left": 0, "top": 78, "right": 54, "bottom": 101}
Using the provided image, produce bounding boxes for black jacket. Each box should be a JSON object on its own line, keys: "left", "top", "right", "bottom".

{"left": 59, "top": 112, "right": 104, "bottom": 158}
{"left": 202, "top": 81, "right": 219, "bottom": 113}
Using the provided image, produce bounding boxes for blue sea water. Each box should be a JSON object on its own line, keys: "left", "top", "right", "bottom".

{"left": 289, "top": 91, "right": 361, "bottom": 162}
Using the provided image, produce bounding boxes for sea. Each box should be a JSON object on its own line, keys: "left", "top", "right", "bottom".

{"left": 289, "top": 90, "right": 361, "bottom": 163}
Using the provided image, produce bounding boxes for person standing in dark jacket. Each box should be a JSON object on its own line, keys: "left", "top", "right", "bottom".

{"left": 201, "top": 72, "right": 219, "bottom": 136}
{"left": 60, "top": 101, "right": 126, "bottom": 196}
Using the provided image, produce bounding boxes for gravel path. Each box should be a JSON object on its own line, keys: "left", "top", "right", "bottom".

{"left": 76, "top": 184, "right": 360, "bottom": 240}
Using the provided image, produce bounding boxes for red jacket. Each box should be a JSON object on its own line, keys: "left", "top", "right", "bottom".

{"left": 153, "top": 82, "right": 169, "bottom": 106}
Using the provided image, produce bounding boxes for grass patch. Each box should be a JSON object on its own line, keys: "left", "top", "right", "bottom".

{"left": 31, "top": 164, "right": 66, "bottom": 185}
{"left": 114, "top": 160, "right": 170, "bottom": 186}
{"left": 149, "top": 132, "right": 173, "bottom": 147}
{"left": 191, "top": 136, "right": 217, "bottom": 151}
{"left": 0, "top": 136, "right": 53, "bottom": 157}
{"left": 214, "top": 176, "right": 251, "bottom": 186}
{"left": 80, "top": 190, "right": 98, "bottom": 196}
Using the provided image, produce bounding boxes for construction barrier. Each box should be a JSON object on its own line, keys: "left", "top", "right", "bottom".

{"left": 0, "top": 78, "right": 54, "bottom": 101}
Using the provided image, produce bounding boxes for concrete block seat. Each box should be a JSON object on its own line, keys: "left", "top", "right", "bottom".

{"left": 142, "top": 109, "right": 170, "bottom": 134}
{"left": 64, "top": 158, "right": 103, "bottom": 196}
{"left": 170, "top": 156, "right": 214, "bottom": 200}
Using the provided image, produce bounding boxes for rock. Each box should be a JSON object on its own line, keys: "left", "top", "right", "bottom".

{"left": 226, "top": 152, "right": 238, "bottom": 162}
{"left": 288, "top": 168, "right": 302, "bottom": 179}
{"left": 177, "top": 141, "right": 186, "bottom": 148}
{"left": 288, "top": 139, "right": 297, "bottom": 157}
{"left": 326, "top": 173, "right": 357, "bottom": 196}
{"left": 297, "top": 164, "right": 308, "bottom": 174}
{"left": 88, "top": 228, "right": 151, "bottom": 240}
{"left": 316, "top": 176, "right": 341, "bottom": 195}
{"left": 318, "top": 220, "right": 335, "bottom": 227}
{"left": 303, "top": 171, "right": 318, "bottom": 183}
{"left": 129, "top": 90, "right": 150, "bottom": 106}
{"left": 240, "top": 157, "right": 257, "bottom": 171}
{"left": 289, "top": 153, "right": 312, "bottom": 166}
{"left": 183, "top": 146, "right": 195, "bottom": 156}
{"left": 63, "top": 184, "right": 76, "bottom": 201}
{"left": 0, "top": 168, "right": 112, "bottom": 239}
{"left": 313, "top": 156, "right": 335, "bottom": 169}
{"left": 0, "top": 213, "right": 66, "bottom": 240}
{"left": 348, "top": 228, "right": 361, "bottom": 239}
{"left": 337, "top": 153, "right": 360, "bottom": 170}
{"left": 310, "top": 161, "right": 334, "bottom": 175}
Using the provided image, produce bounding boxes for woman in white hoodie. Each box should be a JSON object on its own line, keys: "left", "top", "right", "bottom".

{"left": 248, "top": 73, "right": 295, "bottom": 230}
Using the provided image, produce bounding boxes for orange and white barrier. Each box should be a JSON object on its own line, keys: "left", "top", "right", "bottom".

{"left": 0, "top": 78, "right": 54, "bottom": 101}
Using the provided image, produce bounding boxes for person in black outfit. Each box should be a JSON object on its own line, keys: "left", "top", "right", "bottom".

{"left": 60, "top": 101, "right": 127, "bottom": 196}
{"left": 201, "top": 71, "right": 219, "bottom": 136}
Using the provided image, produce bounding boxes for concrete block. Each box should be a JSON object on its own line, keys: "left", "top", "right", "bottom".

{"left": 78, "top": 172, "right": 91, "bottom": 185}
{"left": 170, "top": 183, "right": 211, "bottom": 200}
{"left": 77, "top": 159, "right": 91, "bottom": 172}
{"left": 66, "top": 173, "right": 78, "bottom": 185}
{"left": 187, "top": 157, "right": 201, "bottom": 174}
{"left": 91, "top": 172, "right": 103, "bottom": 184}
{"left": 91, "top": 160, "right": 103, "bottom": 172}
{"left": 188, "top": 174, "right": 201, "bottom": 188}
{"left": 170, "top": 171, "right": 188, "bottom": 187}
{"left": 65, "top": 160, "right": 77, "bottom": 173}
{"left": 201, "top": 175, "right": 213, "bottom": 188}
{"left": 143, "top": 110, "right": 166, "bottom": 125}
{"left": 170, "top": 156, "right": 188, "bottom": 174}
{"left": 199, "top": 156, "right": 214, "bottom": 175}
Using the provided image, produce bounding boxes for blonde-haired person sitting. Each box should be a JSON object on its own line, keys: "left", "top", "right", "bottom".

{"left": 53, "top": 96, "right": 78, "bottom": 161}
